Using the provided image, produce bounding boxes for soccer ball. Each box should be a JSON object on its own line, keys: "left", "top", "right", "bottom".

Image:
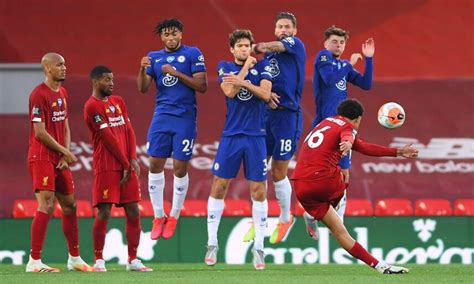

{"left": 377, "top": 102, "right": 405, "bottom": 129}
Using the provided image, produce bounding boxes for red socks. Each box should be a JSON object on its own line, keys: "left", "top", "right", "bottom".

{"left": 126, "top": 216, "right": 141, "bottom": 262}
{"left": 30, "top": 211, "right": 51, "bottom": 260}
{"left": 93, "top": 218, "right": 108, "bottom": 261}
{"left": 61, "top": 212, "right": 79, "bottom": 257}
{"left": 348, "top": 241, "right": 379, "bottom": 267}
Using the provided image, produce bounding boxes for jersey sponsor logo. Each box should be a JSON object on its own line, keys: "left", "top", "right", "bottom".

{"left": 52, "top": 110, "right": 66, "bottom": 122}
{"left": 250, "top": 69, "right": 258, "bottom": 75}
{"left": 335, "top": 77, "right": 347, "bottom": 91}
{"left": 283, "top": 37, "right": 295, "bottom": 46}
{"left": 236, "top": 80, "right": 253, "bottom": 101}
{"left": 267, "top": 58, "right": 280, "bottom": 78}
{"left": 198, "top": 55, "right": 205, "bottom": 62}
{"left": 162, "top": 73, "right": 178, "bottom": 87}
{"left": 32, "top": 106, "right": 41, "bottom": 115}
{"left": 93, "top": 114, "right": 103, "bottom": 123}
{"left": 166, "top": 56, "right": 175, "bottom": 63}
{"left": 177, "top": 55, "right": 185, "bottom": 63}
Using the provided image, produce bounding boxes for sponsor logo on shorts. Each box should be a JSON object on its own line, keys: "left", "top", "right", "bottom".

{"left": 42, "top": 176, "right": 49, "bottom": 186}
{"left": 213, "top": 162, "right": 220, "bottom": 171}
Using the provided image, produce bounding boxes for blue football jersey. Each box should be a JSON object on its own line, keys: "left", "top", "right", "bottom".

{"left": 146, "top": 45, "right": 206, "bottom": 118}
{"left": 217, "top": 59, "right": 272, "bottom": 137}
{"left": 264, "top": 36, "right": 306, "bottom": 111}
{"left": 312, "top": 49, "right": 373, "bottom": 127}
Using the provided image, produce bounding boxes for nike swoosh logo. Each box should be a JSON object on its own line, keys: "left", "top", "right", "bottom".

{"left": 155, "top": 58, "right": 163, "bottom": 63}
{"left": 280, "top": 152, "right": 289, "bottom": 156}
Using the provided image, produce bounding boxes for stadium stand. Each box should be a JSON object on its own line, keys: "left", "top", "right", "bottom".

{"left": 345, "top": 199, "right": 373, "bottom": 216}
{"left": 454, "top": 199, "right": 474, "bottom": 216}
{"left": 375, "top": 199, "right": 413, "bottom": 216}
{"left": 415, "top": 199, "right": 452, "bottom": 216}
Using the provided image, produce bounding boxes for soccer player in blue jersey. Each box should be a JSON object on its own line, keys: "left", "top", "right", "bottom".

{"left": 137, "top": 18, "right": 208, "bottom": 240}
{"left": 204, "top": 29, "right": 274, "bottom": 270}
{"left": 308, "top": 25, "right": 374, "bottom": 230}
{"left": 249, "top": 12, "right": 306, "bottom": 244}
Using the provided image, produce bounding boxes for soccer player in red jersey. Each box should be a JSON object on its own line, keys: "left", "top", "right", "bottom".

{"left": 84, "top": 65, "right": 152, "bottom": 272}
{"left": 26, "top": 53, "right": 92, "bottom": 273}
{"left": 292, "top": 99, "right": 418, "bottom": 274}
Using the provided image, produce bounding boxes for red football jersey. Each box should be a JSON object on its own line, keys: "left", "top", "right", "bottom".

{"left": 292, "top": 115, "right": 397, "bottom": 181}
{"left": 28, "top": 83, "right": 69, "bottom": 164}
{"left": 84, "top": 95, "right": 133, "bottom": 173}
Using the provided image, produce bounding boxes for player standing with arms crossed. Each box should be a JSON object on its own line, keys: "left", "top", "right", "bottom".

{"left": 248, "top": 12, "right": 306, "bottom": 244}
{"left": 204, "top": 29, "right": 273, "bottom": 270}
{"left": 310, "top": 26, "right": 374, "bottom": 228}
{"left": 84, "top": 65, "right": 152, "bottom": 272}
{"left": 293, "top": 99, "right": 415, "bottom": 274}
{"left": 137, "top": 18, "right": 208, "bottom": 240}
{"left": 26, "top": 52, "right": 92, "bottom": 272}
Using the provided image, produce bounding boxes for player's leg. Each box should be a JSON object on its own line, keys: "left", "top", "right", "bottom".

{"left": 268, "top": 109, "right": 301, "bottom": 244}
{"left": 205, "top": 176, "right": 231, "bottom": 266}
{"left": 245, "top": 136, "right": 268, "bottom": 270}
{"left": 321, "top": 205, "right": 408, "bottom": 274}
{"left": 55, "top": 168, "right": 93, "bottom": 272}
{"left": 26, "top": 161, "right": 59, "bottom": 272}
{"left": 336, "top": 154, "right": 351, "bottom": 221}
{"left": 93, "top": 202, "right": 112, "bottom": 272}
{"left": 123, "top": 201, "right": 153, "bottom": 272}
{"left": 205, "top": 136, "right": 242, "bottom": 265}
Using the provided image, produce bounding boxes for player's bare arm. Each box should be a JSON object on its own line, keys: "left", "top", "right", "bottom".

{"left": 252, "top": 41, "right": 286, "bottom": 54}
{"left": 397, "top": 144, "right": 419, "bottom": 158}
{"left": 33, "top": 122, "right": 77, "bottom": 163}
{"left": 161, "top": 64, "right": 208, "bottom": 93}
{"left": 57, "top": 118, "right": 72, "bottom": 170}
{"left": 231, "top": 78, "right": 272, "bottom": 102}
{"left": 362, "top": 38, "right": 375, "bottom": 57}
{"left": 137, "top": 56, "right": 153, "bottom": 93}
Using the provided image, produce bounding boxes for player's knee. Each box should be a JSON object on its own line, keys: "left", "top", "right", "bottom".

{"left": 271, "top": 165, "right": 288, "bottom": 182}
{"left": 125, "top": 204, "right": 140, "bottom": 218}
{"left": 96, "top": 206, "right": 111, "bottom": 220}
{"left": 210, "top": 177, "right": 229, "bottom": 199}
{"left": 148, "top": 158, "right": 165, "bottom": 173}
{"left": 250, "top": 185, "right": 266, "bottom": 201}
{"left": 61, "top": 202, "right": 77, "bottom": 215}
{"left": 173, "top": 162, "right": 188, "bottom": 177}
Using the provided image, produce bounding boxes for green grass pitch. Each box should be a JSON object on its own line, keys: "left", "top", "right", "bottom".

{"left": 0, "top": 264, "right": 472, "bottom": 284}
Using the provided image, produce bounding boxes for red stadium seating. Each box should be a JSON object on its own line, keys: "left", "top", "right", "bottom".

{"left": 12, "top": 199, "right": 37, "bottom": 218}
{"left": 375, "top": 199, "right": 413, "bottom": 216}
{"left": 415, "top": 199, "right": 452, "bottom": 216}
{"left": 346, "top": 199, "right": 373, "bottom": 216}
{"left": 181, "top": 200, "right": 207, "bottom": 217}
{"left": 223, "top": 199, "right": 251, "bottom": 216}
{"left": 267, "top": 200, "right": 280, "bottom": 217}
{"left": 53, "top": 200, "right": 93, "bottom": 218}
{"left": 138, "top": 200, "right": 171, "bottom": 217}
{"left": 454, "top": 199, "right": 474, "bottom": 216}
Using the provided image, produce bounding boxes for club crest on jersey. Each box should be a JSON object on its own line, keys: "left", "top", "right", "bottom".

{"left": 57, "top": 98, "right": 62, "bottom": 107}
{"left": 109, "top": 105, "right": 116, "bottom": 113}
{"left": 336, "top": 77, "right": 347, "bottom": 91}
{"left": 162, "top": 73, "right": 178, "bottom": 87}
{"left": 177, "top": 55, "right": 185, "bottom": 63}
{"left": 166, "top": 56, "right": 175, "bottom": 63}
{"left": 267, "top": 58, "right": 280, "bottom": 78}
{"left": 250, "top": 69, "right": 258, "bottom": 76}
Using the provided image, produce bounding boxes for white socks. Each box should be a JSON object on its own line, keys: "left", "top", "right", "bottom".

{"left": 335, "top": 190, "right": 347, "bottom": 222}
{"left": 274, "top": 177, "right": 292, "bottom": 222}
{"left": 207, "top": 196, "right": 224, "bottom": 246}
{"left": 170, "top": 174, "right": 189, "bottom": 218}
{"left": 252, "top": 199, "right": 268, "bottom": 251}
{"left": 148, "top": 172, "right": 165, "bottom": 218}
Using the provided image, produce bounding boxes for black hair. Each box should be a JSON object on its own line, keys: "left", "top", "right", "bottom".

{"left": 275, "top": 12, "right": 297, "bottom": 27}
{"left": 90, "top": 65, "right": 112, "bottom": 79}
{"left": 337, "top": 99, "right": 364, "bottom": 119}
{"left": 155, "top": 18, "right": 184, "bottom": 35}
{"left": 229, "top": 29, "right": 254, "bottom": 48}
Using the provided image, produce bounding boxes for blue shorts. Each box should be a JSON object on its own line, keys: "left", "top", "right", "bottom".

{"left": 339, "top": 152, "right": 351, "bottom": 169}
{"left": 147, "top": 113, "right": 196, "bottom": 161}
{"left": 212, "top": 135, "right": 267, "bottom": 182}
{"left": 266, "top": 108, "right": 303, "bottom": 160}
